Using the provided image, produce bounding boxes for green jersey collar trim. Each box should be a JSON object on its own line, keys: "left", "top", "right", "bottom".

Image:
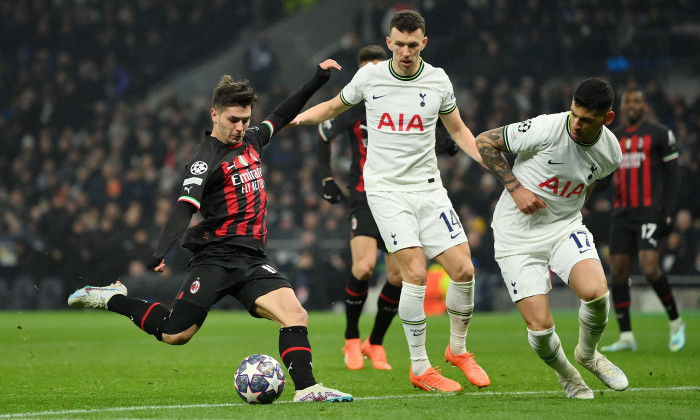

{"left": 389, "top": 58, "right": 424, "bottom": 81}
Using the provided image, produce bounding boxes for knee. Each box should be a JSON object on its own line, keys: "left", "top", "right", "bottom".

{"left": 386, "top": 270, "right": 403, "bottom": 287}
{"left": 640, "top": 265, "right": 660, "bottom": 281}
{"left": 281, "top": 306, "right": 308, "bottom": 327}
{"left": 451, "top": 261, "right": 475, "bottom": 283}
{"left": 524, "top": 315, "right": 554, "bottom": 331}
{"left": 403, "top": 266, "right": 427, "bottom": 284}
{"left": 610, "top": 265, "right": 627, "bottom": 283}
{"left": 526, "top": 321, "right": 554, "bottom": 332}
{"left": 351, "top": 261, "right": 374, "bottom": 281}
{"left": 162, "top": 328, "right": 197, "bottom": 345}
{"left": 579, "top": 284, "right": 609, "bottom": 303}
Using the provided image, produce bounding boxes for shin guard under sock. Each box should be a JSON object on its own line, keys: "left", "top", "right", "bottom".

{"left": 279, "top": 326, "right": 316, "bottom": 390}
{"left": 610, "top": 283, "right": 632, "bottom": 332}
{"left": 345, "top": 275, "right": 369, "bottom": 339}
{"left": 369, "top": 282, "right": 400, "bottom": 345}
{"left": 107, "top": 294, "right": 170, "bottom": 340}
{"left": 651, "top": 274, "right": 679, "bottom": 320}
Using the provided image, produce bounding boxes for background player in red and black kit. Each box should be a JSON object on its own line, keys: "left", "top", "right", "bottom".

{"left": 601, "top": 87, "right": 685, "bottom": 353}
{"left": 318, "top": 45, "right": 460, "bottom": 371}
{"left": 68, "top": 59, "right": 354, "bottom": 402}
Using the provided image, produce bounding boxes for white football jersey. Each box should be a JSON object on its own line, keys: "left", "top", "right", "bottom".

{"left": 340, "top": 59, "right": 456, "bottom": 192}
{"left": 492, "top": 111, "right": 622, "bottom": 257}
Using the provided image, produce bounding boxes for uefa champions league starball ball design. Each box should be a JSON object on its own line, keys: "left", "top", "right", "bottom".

{"left": 234, "top": 354, "right": 286, "bottom": 404}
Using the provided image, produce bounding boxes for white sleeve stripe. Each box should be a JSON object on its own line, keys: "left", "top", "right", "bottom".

{"left": 662, "top": 152, "right": 679, "bottom": 162}
{"left": 262, "top": 120, "right": 274, "bottom": 137}
{"left": 318, "top": 124, "right": 329, "bottom": 142}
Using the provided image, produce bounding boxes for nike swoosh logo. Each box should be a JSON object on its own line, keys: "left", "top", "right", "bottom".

{"left": 372, "top": 94, "right": 387, "bottom": 100}
{"left": 547, "top": 160, "right": 564, "bottom": 165}
{"left": 450, "top": 232, "right": 462, "bottom": 239}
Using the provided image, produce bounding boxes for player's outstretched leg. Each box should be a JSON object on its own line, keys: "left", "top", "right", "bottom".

{"left": 68, "top": 281, "right": 127, "bottom": 309}
{"left": 669, "top": 317, "right": 686, "bottom": 352}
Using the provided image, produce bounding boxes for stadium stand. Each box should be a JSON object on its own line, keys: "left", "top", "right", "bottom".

{"left": 1, "top": 0, "right": 699, "bottom": 310}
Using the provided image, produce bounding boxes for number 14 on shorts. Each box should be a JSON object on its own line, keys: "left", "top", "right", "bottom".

{"left": 439, "top": 210, "right": 463, "bottom": 239}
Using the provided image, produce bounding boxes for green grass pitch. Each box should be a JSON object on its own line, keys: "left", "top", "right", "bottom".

{"left": 1, "top": 309, "right": 698, "bottom": 419}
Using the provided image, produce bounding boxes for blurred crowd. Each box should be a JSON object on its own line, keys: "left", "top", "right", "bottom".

{"left": 1, "top": 0, "right": 699, "bottom": 310}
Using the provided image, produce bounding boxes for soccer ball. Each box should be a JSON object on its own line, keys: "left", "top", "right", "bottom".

{"left": 234, "top": 354, "right": 286, "bottom": 404}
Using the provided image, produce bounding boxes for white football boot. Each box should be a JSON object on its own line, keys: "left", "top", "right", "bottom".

{"left": 556, "top": 369, "right": 594, "bottom": 399}
{"left": 68, "top": 281, "right": 127, "bottom": 309}
{"left": 575, "top": 345, "right": 629, "bottom": 391}
{"left": 293, "top": 383, "right": 353, "bottom": 402}
{"left": 601, "top": 331, "right": 637, "bottom": 352}
{"left": 669, "top": 318, "right": 686, "bottom": 352}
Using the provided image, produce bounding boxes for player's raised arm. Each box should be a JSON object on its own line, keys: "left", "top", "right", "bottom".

{"left": 290, "top": 94, "right": 351, "bottom": 126}
{"left": 475, "top": 127, "right": 546, "bottom": 215}
{"left": 266, "top": 59, "right": 341, "bottom": 131}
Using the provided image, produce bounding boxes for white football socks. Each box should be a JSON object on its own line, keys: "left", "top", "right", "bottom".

{"left": 399, "top": 281, "right": 430, "bottom": 375}
{"left": 578, "top": 291, "right": 610, "bottom": 360}
{"left": 528, "top": 326, "right": 576, "bottom": 377}
{"left": 445, "top": 279, "right": 474, "bottom": 356}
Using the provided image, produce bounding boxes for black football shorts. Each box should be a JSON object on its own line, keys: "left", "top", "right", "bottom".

{"left": 609, "top": 215, "right": 662, "bottom": 254}
{"left": 177, "top": 252, "right": 291, "bottom": 317}
{"left": 348, "top": 197, "right": 387, "bottom": 252}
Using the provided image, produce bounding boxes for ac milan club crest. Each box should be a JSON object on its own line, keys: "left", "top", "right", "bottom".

{"left": 190, "top": 280, "right": 201, "bottom": 294}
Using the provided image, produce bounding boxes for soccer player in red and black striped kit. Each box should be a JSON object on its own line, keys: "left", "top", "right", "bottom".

{"left": 317, "top": 45, "right": 400, "bottom": 371}
{"left": 68, "top": 59, "right": 354, "bottom": 402}
{"left": 318, "top": 45, "right": 462, "bottom": 371}
{"left": 602, "top": 87, "right": 686, "bottom": 352}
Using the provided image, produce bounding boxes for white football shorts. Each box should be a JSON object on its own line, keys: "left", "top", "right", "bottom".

{"left": 496, "top": 224, "right": 600, "bottom": 302}
{"left": 366, "top": 188, "right": 467, "bottom": 258}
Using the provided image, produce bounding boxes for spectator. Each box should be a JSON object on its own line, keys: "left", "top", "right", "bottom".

{"left": 1, "top": 0, "right": 699, "bottom": 311}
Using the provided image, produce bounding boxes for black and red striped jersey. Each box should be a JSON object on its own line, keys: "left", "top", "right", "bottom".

{"left": 612, "top": 120, "right": 679, "bottom": 219}
{"left": 149, "top": 65, "right": 332, "bottom": 261}
{"left": 179, "top": 122, "right": 274, "bottom": 254}
{"left": 318, "top": 103, "right": 368, "bottom": 197}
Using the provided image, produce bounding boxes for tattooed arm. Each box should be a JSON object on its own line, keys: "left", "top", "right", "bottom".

{"left": 474, "top": 127, "right": 520, "bottom": 192}
{"left": 475, "top": 127, "right": 546, "bottom": 215}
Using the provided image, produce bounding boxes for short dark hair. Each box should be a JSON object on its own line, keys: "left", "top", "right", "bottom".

{"left": 212, "top": 75, "right": 258, "bottom": 111}
{"left": 389, "top": 9, "right": 425, "bottom": 34}
{"left": 357, "top": 45, "right": 387, "bottom": 66}
{"left": 572, "top": 78, "right": 614, "bottom": 113}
